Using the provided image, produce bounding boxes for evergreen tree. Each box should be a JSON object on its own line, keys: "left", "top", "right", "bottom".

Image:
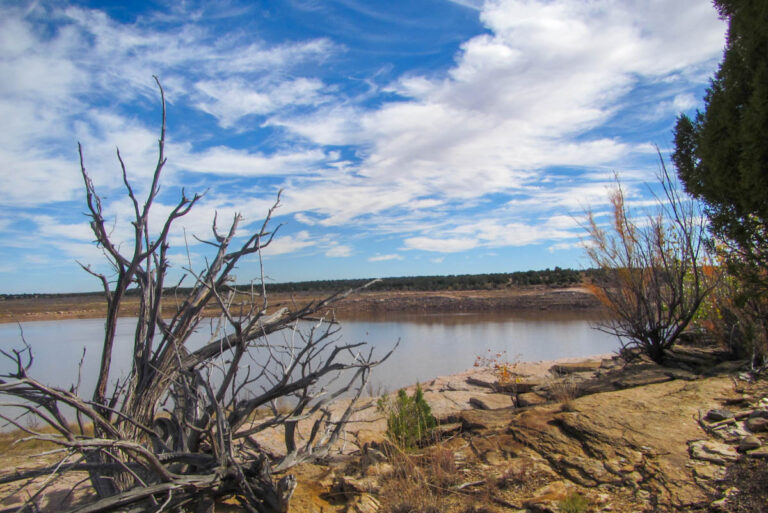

{"left": 672, "top": 0, "right": 768, "bottom": 281}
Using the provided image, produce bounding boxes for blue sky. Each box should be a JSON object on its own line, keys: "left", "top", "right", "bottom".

{"left": 0, "top": 0, "right": 727, "bottom": 293}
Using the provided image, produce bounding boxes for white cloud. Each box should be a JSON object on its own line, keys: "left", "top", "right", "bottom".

{"left": 325, "top": 244, "right": 353, "bottom": 257}
{"left": 32, "top": 215, "right": 93, "bottom": 241}
{"left": 261, "top": 230, "right": 315, "bottom": 256}
{"left": 673, "top": 93, "right": 698, "bottom": 111}
{"left": 0, "top": 0, "right": 727, "bottom": 281}
{"left": 368, "top": 253, "right": 403, "bottom": 262}
{"left": 0, "top": 2, "right": 338, "bottom": 209}
{"left": 547, "top": 241, "right": 582, "bottom": 253}
{"left": 174, "top": 146, "right": 329, "bottom": 177}
{"left": 403, "top": 237, "right": 477, "bottom": 253}
{"left": 195, "top": 77, "right": 328, "bottom": 128}
{"left": 167, "top": 251, "right": 202, "bottom": 269}
{"left": 260, "top": 0, "right": 724, "bottom": 236}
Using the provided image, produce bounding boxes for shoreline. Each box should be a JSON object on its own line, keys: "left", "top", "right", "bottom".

{"left": 0, "top": 286, "right": 605, "bottom": 324}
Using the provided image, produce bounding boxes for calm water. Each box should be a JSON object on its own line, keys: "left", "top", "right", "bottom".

{"left": 0, "top": 313, "right": 617, "bottom": 397}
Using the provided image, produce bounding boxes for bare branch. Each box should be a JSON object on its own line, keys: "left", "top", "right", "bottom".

{"left": 1, "top": 78, "right": 392, "bottom": 513}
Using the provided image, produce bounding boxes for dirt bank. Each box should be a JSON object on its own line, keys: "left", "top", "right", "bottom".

{"left": 0, "top": 286, "right": 604, "bottom": 324}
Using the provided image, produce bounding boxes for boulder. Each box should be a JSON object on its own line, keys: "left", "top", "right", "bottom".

{"left": 423, "top": 390, "right": 476, "bottom": 417}
{"left": 739, "top": 435, "right": 761, "bottom": 452}
{"left": 746, "top": 417, "right": 768, "bottom": 433}
{"left": 517, "top": 392, "right": 548, "bottom": 407}
{"left": 456, "top": 407, "right": 517, "bottom": 432}
{"left": 746, "top": 446, "right": 768, "bottom": 459}
{"left": 469, "top": 393, "right": 514, "bottom": 410}
{"left": 466, "top": 375, "right": 497, "bottom": 389}
{"left": 706, "top": 409, "right": 734, "bottom": 421}
{"left": 692, "top": 463, "right": 727, "bottom": 482}
{"left": 689, "top": 440, "right": 739, "bottom": 465}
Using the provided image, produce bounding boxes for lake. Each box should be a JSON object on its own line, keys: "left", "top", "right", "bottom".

{"left": 0, "top": 312, "right": 617, "bottom": 397}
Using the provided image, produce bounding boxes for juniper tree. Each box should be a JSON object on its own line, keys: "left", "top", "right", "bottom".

{"left": 672, "top": 0, "right": 768, "bottom": 289}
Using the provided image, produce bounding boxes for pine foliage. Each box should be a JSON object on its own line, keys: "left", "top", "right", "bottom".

{"left": 672, "top": 0, "right": 768, "bottom": 283}
{"left": 378, "top": 384, "right": 437, "bottom": 449}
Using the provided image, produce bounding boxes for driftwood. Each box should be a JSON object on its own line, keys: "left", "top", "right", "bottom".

{"left": 0, "top": 77, "right": 393, "bottom": 512}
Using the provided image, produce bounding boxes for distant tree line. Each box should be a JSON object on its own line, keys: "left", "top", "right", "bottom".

{"left": 261, "top": 267, "right": 584, "bottom": 294}
{"left": 0, "top": 267, "right": 587, "bottom": 300}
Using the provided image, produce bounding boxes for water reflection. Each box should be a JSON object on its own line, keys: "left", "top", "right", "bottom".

{"left": 0, "top": 313, "right": 617, "bottom": 401}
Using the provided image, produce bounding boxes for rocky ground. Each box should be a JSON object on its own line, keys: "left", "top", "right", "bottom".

{"left": 2, "top": 347, "right": 766, "bottom": 513}
{"left": 279, "top": 347, "right": 767, "bottom": 513}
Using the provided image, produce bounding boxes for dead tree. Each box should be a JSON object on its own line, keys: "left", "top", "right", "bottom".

{"left": 0, "top": 77, "right": 393, "bottom": 513}
{"left": 584, "top": 154, "right": 719, "bottom": 364}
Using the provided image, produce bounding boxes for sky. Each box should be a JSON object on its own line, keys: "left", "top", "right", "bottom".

{"left": 0, "top": 0, "right": 727, "bottom": 294}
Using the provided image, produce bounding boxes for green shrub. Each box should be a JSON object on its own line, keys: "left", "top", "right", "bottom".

{"left": 378, "top": 384, "right": 437, "bottom": 449}
{"left": 559, "top": 491, "right": 590, "bottom": 513}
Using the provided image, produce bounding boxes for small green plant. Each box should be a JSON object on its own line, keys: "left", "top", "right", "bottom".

{"left": 559, "top": 491, "right": 590, "bottom": 513}
{"left": 378, "top": 384, "right": 437, "bottom": 449}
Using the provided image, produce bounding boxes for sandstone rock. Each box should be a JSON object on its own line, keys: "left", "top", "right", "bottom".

{"left": 523, "top": 480, "right": 569, "bottom": 512}
{"left": 613, "top": 372, "right": 672, "bottom": 388}
{"left": 346, "top": 493, "right": 381, "bottom": 513}
{"left": 469, "top": 393, "right": 514, "bottom": 410}
{"left": 748, "top": 408, "right": 768, "bottom": 419}
{"left": 318, "top": 471, "right": 337, "bottom": 489}
{"left": 517, "top": 392, "right": 548, "bottom": 407}
{"left": 456, "top": 407, "right": 517, "bottom": 432}
{"left": 440, "top": 379, "right": 471, "bottom": 392}
{"left": 706, "top": 409, "right": 734, "bottom": 421}
{"left": 333, "top": 475, "right": 379, "bottom": 497}
{"left": 739, "top": 435, "right": 761, "bottom": 452}
{"left": 710, "top": 487, "right": 739, "bottom": 511}
{"left": 692, "top": 463, "right": 726, "bottom": 482}
{"left": 506, "top": 377, "right": 737, "bottom": 509}
{"left": 423, "top": 390, "right": 475, "bottom": 415}
{"left": 354, "top": 429, "right": 388, "bottom": 450}
{"left": 503, "top": 456, "right": 558, "bottom": 482}
{"left": 433, "top": 422, "right": 462, "bottom": 438}
{"left": 746, "top": 417, "right": 768, "bottom": 432}
{"left": 689, "top": 440, "right": 739, "bottom": 465}
{"left": 484, "top": 450, "right": 508, "bottom": 466}
{"left": 466, "top": 375, "right": 497, "bottom": 389}
{"left": 465, "top": 375, "right": 540, "bottom": 393}
{"left": 550, "top": 361, "right": 602, "bottom": 375}
{"left": 663, "top": 368, "right": 699, "bottom": 381}
{"left": 746, "top": 446, "right": 768, "bottom": 458}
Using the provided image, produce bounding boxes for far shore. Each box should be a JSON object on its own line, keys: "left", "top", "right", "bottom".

{"left": 0, "top": 286, "right": 605, "bottom": 324}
